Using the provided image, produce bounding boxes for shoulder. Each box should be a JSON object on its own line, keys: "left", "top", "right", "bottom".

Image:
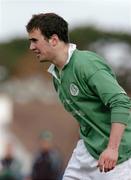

{"left": 72, "top": 49, "right": 113, "bottom": 79}
{"left": 72, "top": 49, "right": 108, "bottom": 68}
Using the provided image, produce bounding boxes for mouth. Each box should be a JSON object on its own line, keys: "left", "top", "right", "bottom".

{"left": 35, "top": 52, "right": 41, "bottom": 59}
{"left": 33, "top": 51, "right": 47, "bottom": 63}
{"left": 33, "top": 50, "right": 41, "bottom": 56}
{"left": 36, "top": 54, "right": 41, "bottom": 58}
{"left": 35, "top": 52, "right": 44, "bottom": 63}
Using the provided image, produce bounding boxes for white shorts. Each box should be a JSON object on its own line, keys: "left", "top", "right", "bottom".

{"left": 63, "top": 139, "right": 131, "bottom": 180}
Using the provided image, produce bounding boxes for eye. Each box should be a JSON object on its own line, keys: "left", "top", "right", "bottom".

{"left": 29, "top": 38, "right": 38, "bottom": 43}
{"left": 32, "top": 39, "right": 38, "bottom": 43}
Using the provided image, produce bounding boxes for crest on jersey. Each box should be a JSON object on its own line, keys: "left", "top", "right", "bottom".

{"left": 70, "top": 83, "right": 79, "bottom": 96}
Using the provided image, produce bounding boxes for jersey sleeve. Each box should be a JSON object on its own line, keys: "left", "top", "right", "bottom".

{"left": 88, "top": 69, "right": 131, "bottom": 125}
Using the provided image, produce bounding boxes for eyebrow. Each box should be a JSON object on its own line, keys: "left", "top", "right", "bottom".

{"left": 29, "top": 38, "right": 37, "bottom": 41}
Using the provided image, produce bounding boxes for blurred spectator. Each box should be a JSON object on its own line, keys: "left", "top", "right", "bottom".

{"left": 30, "top": 131, "right": 63, "bottom": 180}
{"left": 0, "top": 142, "right": 23, "bottom": 180}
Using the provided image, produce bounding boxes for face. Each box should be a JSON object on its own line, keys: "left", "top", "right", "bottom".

{"left": 40, "top": 139, "right": 52, "bottom": 152}
{"left": 4, "top": 143, "right": 14, "bottom": 158}
{"left": 28, "top": 28, "right": 54, "bottom": 63}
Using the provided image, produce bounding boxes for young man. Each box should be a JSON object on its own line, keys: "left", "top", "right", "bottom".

{"left": 26, "top": 13, "right": 131, "bottom": 179}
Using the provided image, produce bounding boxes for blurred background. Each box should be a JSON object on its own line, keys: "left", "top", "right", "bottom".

{"left": 0, "top": 0, "right": 131, "bottom": 179}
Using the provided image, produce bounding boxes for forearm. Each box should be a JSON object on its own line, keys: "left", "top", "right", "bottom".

{"left": 98, "top": 122, "right": 126, "bottom": 172}
{"left": 107, "top": 122, "right": 126, "bottom": 150}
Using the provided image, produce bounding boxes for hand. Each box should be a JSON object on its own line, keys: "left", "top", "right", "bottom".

{"left": 97, "top": 147, "right": 118, "bottom": 173}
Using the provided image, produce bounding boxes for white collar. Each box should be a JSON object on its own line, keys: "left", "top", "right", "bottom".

{"left": 48, "top": 43, "right": 76, "bottom": 78}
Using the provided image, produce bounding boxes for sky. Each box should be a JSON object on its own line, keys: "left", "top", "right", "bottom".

{"left": 0, "top": 0, "right": 131, "bottom": 42}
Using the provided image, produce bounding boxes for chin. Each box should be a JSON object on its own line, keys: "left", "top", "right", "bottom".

{"left": 37, "top": 56, "right": 44, "bottom": 62}
{"left": 40, "top": 60, "right": 45, "bottom": 63}
{"left": 40, "top": 59, "right": 48, "bottom": 63}
{"left": 40, "top": 58, "right": 50, "bottom": 63}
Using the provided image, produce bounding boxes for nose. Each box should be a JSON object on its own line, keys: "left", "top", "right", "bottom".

{"left": 30, "top": 42, "right": 36, "bottom": 51}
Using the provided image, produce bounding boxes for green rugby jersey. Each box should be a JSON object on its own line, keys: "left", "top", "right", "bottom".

{"left": 49, "top": 48, "right": 131, "bottom": 164}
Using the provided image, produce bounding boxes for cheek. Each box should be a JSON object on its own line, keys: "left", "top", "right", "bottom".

{"left": 41, "top": 45, "right": 50, "bottom": 54}
{"left": 39, "top": 42, "right": 46, "bottom": 51}
{"left": 38, "top": 41, "right": 51, "bottom": 54}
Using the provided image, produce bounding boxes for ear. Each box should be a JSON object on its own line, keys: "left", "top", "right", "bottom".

{"left": 49, "top": 34, "right": 59, "bottom": 47}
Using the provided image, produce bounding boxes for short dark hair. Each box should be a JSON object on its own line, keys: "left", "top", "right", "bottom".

{"left": 26, "top": 13, "right": 69, "bottom": 43}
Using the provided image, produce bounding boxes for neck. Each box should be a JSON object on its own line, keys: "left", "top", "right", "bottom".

{"left": 53, "top": 43, "right": 69, "bottom": 70}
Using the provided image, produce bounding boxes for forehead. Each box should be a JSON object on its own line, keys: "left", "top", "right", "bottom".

{"left": 28, "top": 28, "right": 43, "bottom": 38}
